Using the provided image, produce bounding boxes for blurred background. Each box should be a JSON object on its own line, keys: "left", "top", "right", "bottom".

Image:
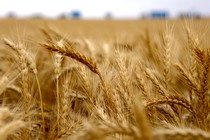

{"left": 0, "top": 0, "right": 209, "bottom": 19}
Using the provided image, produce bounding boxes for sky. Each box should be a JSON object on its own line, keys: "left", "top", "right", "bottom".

{"left": 0, "top": 0, "right": 209, "bottom": 18}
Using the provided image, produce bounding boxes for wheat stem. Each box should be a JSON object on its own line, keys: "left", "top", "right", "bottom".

{"left": 35, "top": 75, "right": 45, "bottom": 131}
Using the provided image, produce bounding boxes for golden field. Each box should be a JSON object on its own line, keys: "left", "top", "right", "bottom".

{"left": 0, "top": 18, "right": 210, "bottom": 140}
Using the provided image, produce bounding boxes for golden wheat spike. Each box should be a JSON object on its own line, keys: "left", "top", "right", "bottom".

{"left": 41, "top": 43, "right": 98, "bottom": 74}
{"left": 145, "top": 95, "right": 194, "bottom": 114}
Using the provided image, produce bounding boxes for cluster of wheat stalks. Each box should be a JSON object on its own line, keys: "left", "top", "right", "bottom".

{"left": 0, "top": 23, "right": 210, "bottom": 140}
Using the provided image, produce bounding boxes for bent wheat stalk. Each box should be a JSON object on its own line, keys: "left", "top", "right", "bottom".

{"left": 145, "top": 95, "right": 194, "bottom": 114}
{"left": 40, "top": 43, "right": 108, "bottom": 94}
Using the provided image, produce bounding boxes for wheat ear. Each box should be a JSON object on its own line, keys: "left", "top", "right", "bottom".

{"left": 3, "top": 38, "right": 45, "bottom": 131}
{"left": 153, "top": 127, "right": 210, "bottom": 140}
{"left": 133, "top": 98, "right": 152, "bottom": 140}
{"left": 41, "top": 43, "right": 108, "bottom": 94}
{"left": 144, "top": 68, "right": 166, "bottom": 95}
{"left": 145, "top": 95, "right": 194, "bottom": 114}
{"left": 162, "top": 32, "right": 171, "bottom": 89}
{"left": 0, "top": 107, "right": 25, "bottom": 140}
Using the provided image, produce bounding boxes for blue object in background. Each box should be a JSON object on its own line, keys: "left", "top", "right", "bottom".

{"left": 71, "top": 10, "right": 82, "bottom": 18}
{"left": 151, "top": 11, "right": 169, "bottom": 18}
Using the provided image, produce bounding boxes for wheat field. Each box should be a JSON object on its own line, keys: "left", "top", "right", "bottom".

{"left": 0, "top": 18, "right": 210, "bottom": 140}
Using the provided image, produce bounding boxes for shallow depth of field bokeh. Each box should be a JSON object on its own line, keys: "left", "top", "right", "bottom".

{"left": 0, "top": 17, "right": 210, "bottom": 140}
